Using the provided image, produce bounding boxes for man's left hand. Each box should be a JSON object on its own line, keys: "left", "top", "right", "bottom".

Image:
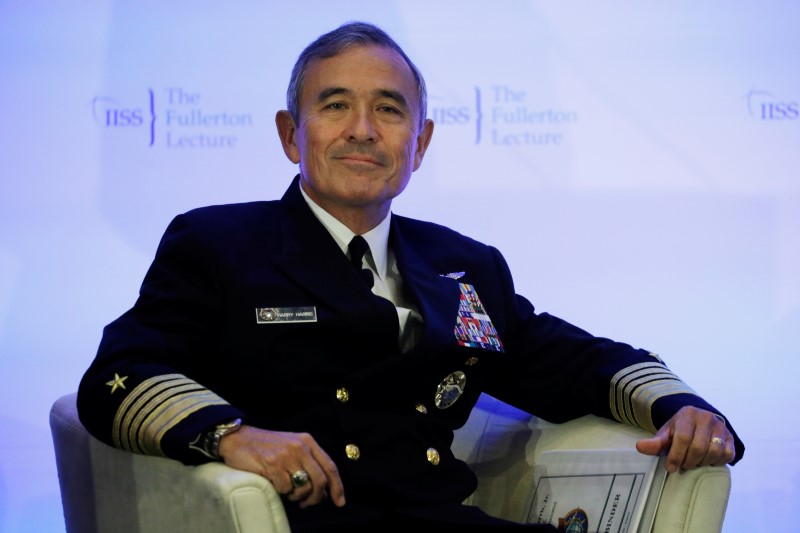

{"left": 635, "top": 406, "right": 735, "bottom": 473}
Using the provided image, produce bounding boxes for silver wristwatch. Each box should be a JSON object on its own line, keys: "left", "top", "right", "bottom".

{"left": 194, "top": 418, "right": 242, "bottom": 460}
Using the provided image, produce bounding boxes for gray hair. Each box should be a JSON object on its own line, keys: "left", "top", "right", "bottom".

{"left": 287, "top": 21, "right": 428, "bottom": 130}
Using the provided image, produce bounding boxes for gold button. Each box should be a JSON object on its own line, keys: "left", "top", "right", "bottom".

{"left": 415, "top": 403, "right": 428, "bottom": 414}
{"left": 465, "top": 356, "right": 479, "bottom": 366}
{"left": 345, "top": 444, "right": 361, "bottom": 461}
{"left": 427, "top": 447, "right": 440, "bottom": 465}
{"left": 336, "top": 387, "right": 350, "bottom": 403}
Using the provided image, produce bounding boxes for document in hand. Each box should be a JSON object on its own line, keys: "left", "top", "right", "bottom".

{"left": 524, "top": 449, "right": 667, "bottom": 533}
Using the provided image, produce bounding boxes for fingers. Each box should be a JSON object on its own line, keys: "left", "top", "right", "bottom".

{"left": 308, "top": 441, "right": 345, "bottom": 507}
{"left": 219, "top": 426, "right": 345, "bottom": 508}
{"left": 285, "top": 434, "right": 345, "bottom": 508}
{"left": 708, "top": 432, "right": 736, "bottom": 466}
{"left": 284, "top": 456, "right": 343, "bottom": 508}
{"left": 284, "top": 467, "right": 315, "bottom": 504}
{"left": 658, "top": 407, "right": 736, "bottom": 473}
{"left": 635, "top": 427, "right": 670, "bottom": 457}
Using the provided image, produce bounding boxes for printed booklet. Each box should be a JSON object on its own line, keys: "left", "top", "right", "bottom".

{"left": 524, "top": 449, "right": 667, "bottom": 533}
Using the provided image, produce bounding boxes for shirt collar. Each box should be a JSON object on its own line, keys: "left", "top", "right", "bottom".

{"left": 299, "top": 184, "right": 391, "bottom": 280}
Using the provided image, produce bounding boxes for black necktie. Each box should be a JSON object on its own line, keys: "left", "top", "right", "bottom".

{"left": 348, "top": 235, "right": 400, "bottom": 345}
{"left": 348, "top": 235, "right": 375, "bottom": 288}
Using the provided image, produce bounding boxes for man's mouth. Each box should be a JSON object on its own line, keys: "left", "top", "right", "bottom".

{"left": 332, "top": 146, "right": 389, "bottom": 167}
{"left": 338, "top": 154, "right": 383, "bottom": 166}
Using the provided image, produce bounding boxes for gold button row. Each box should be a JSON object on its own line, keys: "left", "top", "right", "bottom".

{"left": 336, "top": 354, "right": 478, "bottom": 408}
{"left": 343, "top": 444, "right": 441, "bottom": 465}
{"left": 336, "top": 357, "right": 479, "bottom": 467}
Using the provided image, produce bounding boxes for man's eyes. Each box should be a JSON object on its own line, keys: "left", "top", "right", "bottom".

{"left": 322, "top": 102, "right": 402, "bottom": 115}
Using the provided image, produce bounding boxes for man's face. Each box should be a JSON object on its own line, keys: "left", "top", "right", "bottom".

{"left": 277, "top": 45, "right": 433, "bottom": 224}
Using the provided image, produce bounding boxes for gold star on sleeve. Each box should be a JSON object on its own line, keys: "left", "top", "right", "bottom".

{"left": 106, "top": 373, "right": 129, "bottom": 394}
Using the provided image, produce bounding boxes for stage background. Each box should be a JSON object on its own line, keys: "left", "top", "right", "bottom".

{"left": 1, "top": 1, "right": 798, "bottom": 531}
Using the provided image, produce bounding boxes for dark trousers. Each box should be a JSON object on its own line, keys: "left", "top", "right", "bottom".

{"left": 285, "top": 500, "right": 558, "bottom": 532}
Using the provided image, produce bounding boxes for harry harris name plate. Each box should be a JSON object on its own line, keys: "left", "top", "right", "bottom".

{"left": 255, "top": 307, "right": 317, "bottom": 324}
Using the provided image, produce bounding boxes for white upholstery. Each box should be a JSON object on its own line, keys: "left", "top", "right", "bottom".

{"left": 50, "top": 392, "right": 730, "bottom": 532}
{"left": 50, "top": 393, "right": 288, "bottom": 533}
{"left": 452, "top": 394, "right": 731, "bottom": 532}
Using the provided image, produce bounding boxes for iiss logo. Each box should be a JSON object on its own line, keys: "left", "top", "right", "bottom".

{"left": 429, "top": 85, "right": 578, "bottom": 147}
{"left": 747, "top": 89, "right": 799, "bottom": 121}
{"left": 92, "top": 87, "right": 254, "bottom": 148}
{"left": 92, "top": 90, "right": 155, "bottom": 144}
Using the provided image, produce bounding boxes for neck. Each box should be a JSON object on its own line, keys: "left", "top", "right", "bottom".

{"left": 328, "top": 204, "right": 389, "bottom": 235}
{"left": 298, "top": 180, "right": 391, "bottom": 235}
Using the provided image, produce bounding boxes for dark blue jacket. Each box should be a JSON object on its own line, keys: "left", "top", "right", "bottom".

{"left": 78, "top": 175, "right": 743, "bottom": 509}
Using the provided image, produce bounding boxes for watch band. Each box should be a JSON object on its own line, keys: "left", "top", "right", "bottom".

{"left": 190, "top": 418, "right": 242, "bottom": 460}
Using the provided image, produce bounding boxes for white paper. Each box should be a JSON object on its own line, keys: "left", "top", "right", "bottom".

{"left": 525, "top": 449, "right": 667, "bottom": 533}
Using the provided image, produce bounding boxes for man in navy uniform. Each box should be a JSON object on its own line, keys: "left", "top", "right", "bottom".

{"left": 78, "top": 21, "right": 743, "bottom": 531}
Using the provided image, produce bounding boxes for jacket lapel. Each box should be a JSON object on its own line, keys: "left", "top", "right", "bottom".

{"left": 269, "top": 177, "right": 380, "bottom": 328}
{"left": 390, "top": 219, "right": 462, "bottom": 354}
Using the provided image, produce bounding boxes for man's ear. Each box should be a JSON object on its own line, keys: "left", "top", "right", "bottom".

{"left": 275, "top": 110, "right": 300, "bottom": 164}
{"left": 412, "top": 118, "right": 434, "bottom": 171}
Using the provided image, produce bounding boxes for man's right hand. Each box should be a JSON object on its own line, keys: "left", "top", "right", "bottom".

{"left": 218, "top": 424, "right": 346, "bottom": 509}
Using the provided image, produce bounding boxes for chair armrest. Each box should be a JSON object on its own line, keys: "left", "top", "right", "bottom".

{"left": 452, "top": 394, "right": 730, "bottom": 532}
{"left": 51, "top": 392, "right": 291, "bottom": 533}
{"left": 112, "top": 452, "right": 290, "bottom": 533}
{"left": 654, "top": 466, "right": 731, "bottom": 533}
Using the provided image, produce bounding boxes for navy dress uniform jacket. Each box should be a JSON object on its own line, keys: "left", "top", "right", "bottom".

{"left": 78, "top": 176, "right": 744, "bottom": 510}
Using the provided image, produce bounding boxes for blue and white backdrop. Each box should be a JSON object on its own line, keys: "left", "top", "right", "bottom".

{"left": 1, "top": 2, "right": 798, "bottom": 531}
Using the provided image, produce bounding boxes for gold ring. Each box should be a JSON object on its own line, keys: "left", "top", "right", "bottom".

{"left": 710, "top": 437, "right": 725, "bottom": 446}
{"left": 290, "top": 469, "right": 310, "bottom": 488}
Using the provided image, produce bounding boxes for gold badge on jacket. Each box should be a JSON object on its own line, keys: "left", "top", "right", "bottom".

{"left": 452, "top": 283, "right": 504, "bottom": 352}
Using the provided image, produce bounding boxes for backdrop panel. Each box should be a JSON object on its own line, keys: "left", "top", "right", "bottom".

{"left": 1, "top": 2, "right": 797, "bottom": 531}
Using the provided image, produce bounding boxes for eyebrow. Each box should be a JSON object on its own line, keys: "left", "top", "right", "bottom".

{"left": 317, "top": 87, "right": 410, "bottom": 111}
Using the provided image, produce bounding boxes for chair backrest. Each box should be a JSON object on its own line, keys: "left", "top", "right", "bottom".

{"left": 50, "top": 392, "right": 104, "bottom": 533}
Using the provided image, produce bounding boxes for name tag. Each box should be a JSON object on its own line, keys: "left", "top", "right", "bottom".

{"left": 255, "top": 307, "right": 317, "bottom": 324}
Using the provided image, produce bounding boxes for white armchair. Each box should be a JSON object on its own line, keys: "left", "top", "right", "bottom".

{"left": 50, "top": 392, "right": 730, "bottom": 532}
{"left": 451, "top": 394, "right": 731, "bottom": 532}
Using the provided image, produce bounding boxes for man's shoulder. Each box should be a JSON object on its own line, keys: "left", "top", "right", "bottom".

{"left": 162, "top": 201, "right": 282, "bottom": 243}
{"left": 393, "top": 214, "right": 487, "bottom": 249}
{"left": 182, "top": 200, "right": 279, "bottom": 220}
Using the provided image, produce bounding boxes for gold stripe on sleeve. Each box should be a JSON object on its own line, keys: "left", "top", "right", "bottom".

{"left": 112, "top": 374, "right": 229, "bottom": 456}
{"left": 609, "top": 362, "right": 696, "bottom": 433}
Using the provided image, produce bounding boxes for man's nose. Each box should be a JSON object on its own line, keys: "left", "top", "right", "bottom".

{"left": 344, "top": 108, "right": 378, "bottom": 142}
